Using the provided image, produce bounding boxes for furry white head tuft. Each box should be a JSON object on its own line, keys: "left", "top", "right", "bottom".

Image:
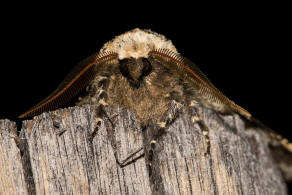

{"left": 100, "top": 28, "right": 178, "bottom": 59}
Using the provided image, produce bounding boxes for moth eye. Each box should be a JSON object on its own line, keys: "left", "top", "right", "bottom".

{"left": 119, "top": 59, "right": 130, "bottom": 78}
{"left": 141, "top": 58, "right": 152, "bottom": 78}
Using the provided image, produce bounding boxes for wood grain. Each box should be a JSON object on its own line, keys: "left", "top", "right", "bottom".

{"left": 0, "top": 120, "right": 28, "bottom": 194}
{"left": 0, "top": 104, "right": 288, "bottom": 194}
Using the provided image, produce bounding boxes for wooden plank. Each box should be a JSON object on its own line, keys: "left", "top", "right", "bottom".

{"left": 143, "top": 107, "right": 287, "bottom": 194}
{"left": 1, "top": 103, "right": 288, "bottom": 194}
{"left": 22, "top": 105, "right": 151, "bottom": 195}
{"left": 0, "top": 119, "right": 28, "bottom": 195}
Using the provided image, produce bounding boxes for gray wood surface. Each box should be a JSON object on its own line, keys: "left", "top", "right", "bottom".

{"left": 0, "top": 104, "right": 288, "bottom": 194}
{"left": 0, "top": 120, "right": 28, "bottom": 195}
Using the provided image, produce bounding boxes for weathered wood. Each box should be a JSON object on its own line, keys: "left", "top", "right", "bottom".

{"left": 0, "top": 104, "right": 288, "bottom": 194}
{"left": 21, "top": 105, "right": 150, "bottom": 195}
{"left": 0, "top": 120, "right": 28, "bottom": 194}
{"left": 143, "top": 107, "right": 288, "bottom": 195}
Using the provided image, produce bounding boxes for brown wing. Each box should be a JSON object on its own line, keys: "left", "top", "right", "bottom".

{"left": 150, "top": 49, "right": 251, "bottom": 119}
{"left": 19, "top": 52, "right": 118, "bottom": 118}
{"left": 151, "top": 49, "right": 292, "bottom": 181}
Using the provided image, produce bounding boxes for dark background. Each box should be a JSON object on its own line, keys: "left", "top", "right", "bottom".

{"left": 0, "top": 4, "right": 291, "bottom": 192}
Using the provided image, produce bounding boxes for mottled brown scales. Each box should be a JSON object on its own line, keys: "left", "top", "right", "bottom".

{"left": 76, "top": 55, "right": 187, "bottom": 125}
{"left": 75, "top": 51, "right": 249, "bottom": 127}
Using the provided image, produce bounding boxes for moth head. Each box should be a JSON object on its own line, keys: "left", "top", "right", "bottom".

{"left": 119, "top": 57, "right": 152, "bottom": 89}
{"left": 100, "top": 28, "right": 178, "bottom": 89}
{"left": 100, "top": 28, "right": 178, "bottom": 59}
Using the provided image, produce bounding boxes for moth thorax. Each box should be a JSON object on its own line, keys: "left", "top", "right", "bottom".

{"left": 100, "top": 28, "right": 178, "bottom": 59}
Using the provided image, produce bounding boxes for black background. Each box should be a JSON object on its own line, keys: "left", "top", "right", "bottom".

{"left": 0, "top": 5, "right": 291, "bottom": 189}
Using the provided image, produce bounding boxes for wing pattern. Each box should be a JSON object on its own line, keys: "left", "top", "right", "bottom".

{"left": 150, "top": 49, "right": 251, "bottom": 119}
{"left": 19, "top": 52, "right": 117, "bottom": 118}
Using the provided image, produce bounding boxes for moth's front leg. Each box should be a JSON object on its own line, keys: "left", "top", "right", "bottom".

{"left": 88, "top": 104, "right": 105, "bottom": 142}
{"left": 86, "top": 75, "right": 111, "bottom": 141}
{"left": 112, "top": 101, "right": 184, "bottom": 168}
{"left": 188, "top": 100, "right": 211, "bottom": 156}
{"left": 157, "top": 100, "right": 183, "bottom": 130}
{"left": 88, "top": 87, "right": 144, "bottom": 168}
{"left": 143, "top": 100, "right": 183, "bottom": 171}
{"left": 89, "top": 104, "right": 144, "bottom": 167}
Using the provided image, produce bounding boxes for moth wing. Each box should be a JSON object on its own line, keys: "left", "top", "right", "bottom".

{"left": 151, "top": 49, "right": 251, "bottom": 119}
{"left": 183, "top": 56, "right": 251, "bottom": 119}
{"left": 19, "top": 52, "right": 117, "bottom": 118}
{"left": 181, "top": 56, "right": 220, "bottom": 89}
{"left": 152, "top": 49, "right": 292, "bottom": 182}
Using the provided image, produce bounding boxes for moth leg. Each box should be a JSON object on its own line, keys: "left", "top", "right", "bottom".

{"left": 85, "top": 76, "right": 112, "bottom": 143}
{"left": 88, "top": 105, "right": 104, "bottom": 142}
{"left": 188, "top": 100, "right": 211, "bottom": 156}
{"left": 156, "top": 101, "right": 183, "bottom": 130}
{"left": 84, "top": 76, "right": 144, "bottom": 167}
{"left": 87, "top": 76, "right": 111, "bottom": 141}
{"left": 87, "top": 103, "right": 142, "bottom": 167}
{"left": 144, "top": 100, "right": 183, "bottom": 171}
{"left": 104, "top": 109, "right": 145, "bottom": 167}
{"left": 115, "top": 147, "right": 144, "bottom": 168}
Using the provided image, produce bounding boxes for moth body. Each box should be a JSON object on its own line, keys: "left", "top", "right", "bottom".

{"left": 19, "top": 28, "right": 251, "bottom": 123}
{"left": 76, "top": 56, "right": 185, "bottom": 125}
{"left": 74, "top": 28, "right": 245, "bottom": 125}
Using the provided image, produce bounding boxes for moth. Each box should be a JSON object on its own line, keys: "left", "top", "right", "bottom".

{"left": 19, "top": 28, "right": 292, "bottom": 180}
{"left": 19, "top": 28, "right": 251, "bottom": 121}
